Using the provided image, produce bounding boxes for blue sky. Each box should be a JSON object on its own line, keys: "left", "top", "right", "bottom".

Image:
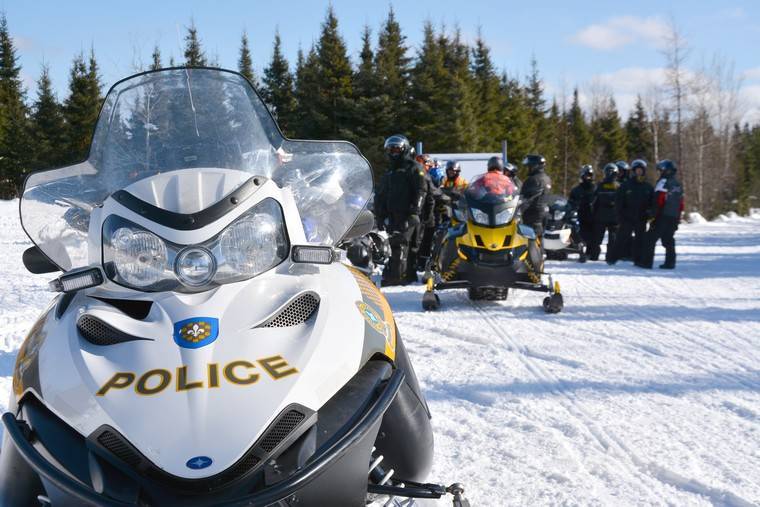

{"left": 4, "top": 0, "right": 760, "bottom": 122}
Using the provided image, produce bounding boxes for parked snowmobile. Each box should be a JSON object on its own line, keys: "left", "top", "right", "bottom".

{"left": 423, "top": 172, "right": 563, "bottom": 313}
{"left": 543, "top": 195, "right": 587, "bottom": 262}
{"left": 1, "top": 68, "right": 470, "bottom": 507}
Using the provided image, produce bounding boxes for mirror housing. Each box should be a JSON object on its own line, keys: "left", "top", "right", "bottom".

{"left": 342, "top": 209, "right": 375, "bottom": 241}
{"left": 23, "top": 246, "right": 60, "bottom": 274}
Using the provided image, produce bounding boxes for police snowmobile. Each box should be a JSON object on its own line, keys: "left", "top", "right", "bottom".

{"left": 1, "top": 68, "right": 470, "bottom": 507}
{"left": 543, "top": 195, "right": 587, "bottom": 262}
{"left": 422, "top": 172, "right": 564, "bottom": 313}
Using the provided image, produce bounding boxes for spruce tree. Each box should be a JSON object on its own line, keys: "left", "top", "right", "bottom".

{"left": 183, "top": 20, "right": 207, "bottom": 67}
{"left": 496, "top": 74, "right": 534, "bottom": 170}
{"left": 311, "top": 6, "right": 353, "bottom": 139}
{"left": 150, "top": 45, "right": 162, "bottom": 71}
{"left": 437, "top": 29, "right": 478, "bottom": 152}
{"left": 470, "top": 34, "right": 501, "bottom": 151}
{"left": 625, "top": 95, "right": 653, "bottom": 161}
{"left": 352, "top": 25, "right": 385, "bottom": 173}
{"left": 526, "top": 55, "right": 547, "bottom": 153}
{"left": 373, "top": 7, "right": 411, "bottom": 137}
{"left": 238, "top": 31, "right": 255, "bottom": 83}
{"left": 592, "top": 97, "right": 627, "bottom": 166}
{"left": 566, "top": 88, "right": 593, "bottom": 175}
{"left": 0, "top": 13, "right": 31, "bottom": 197}
{"left": 62, "top": 50, "right": 103, "bottom": 164}
{"left": 262, "top": 30, "right": 296, "bottom": 135}
{"left": 30, "top": 64, "right": 65, "bottom": 170}
{"left": 293, "top": 46, "right": 323, "bottom": 138}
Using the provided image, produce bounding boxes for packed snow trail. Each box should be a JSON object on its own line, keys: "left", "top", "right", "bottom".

{"left": 1, "top": 199, "right": 759, "bottom": 506}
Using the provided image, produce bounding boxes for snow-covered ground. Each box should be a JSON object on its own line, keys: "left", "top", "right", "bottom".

{"left": 1, "top": 198, "right": 759, "bottom": 506}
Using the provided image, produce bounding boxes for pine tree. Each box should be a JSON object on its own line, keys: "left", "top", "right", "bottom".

{"left": 373, "top": 7, "right": 411, "bottom": 137}
{"left": 352, "top": 25, "right": 385, "bottom": 174}
{"left": 437, "top": 29, "right": 478, "bottom": 151}
{"left": 238, "top": 31, "right": 255, "bottom": 83}
{"left": 526, "top": 55, "right": 547, "bottom": 153}
{"left": 470, "top": 34, "right": 501, "bottom": 151}
{"left": 566, "top": 88, "right": 593, "bottom": 177}
{"left": 262, "top": 30, "right": 296, "bottom": 135}
{"left": 625, "top": 95, "right": 653, "bottom": 161}
{"left": 150, "top": 45, "right": 162, "bottom": 71}
{"left": 0, "top": 13, "right": 31, "bottom": 197}
{"left": 496, "top": 74, "right": 533, "bottom": 170}
{"left": 30, "top": 64, "right": 65, "bottom": 170}
{"left": 293, "top": 46, "right": 322, "bottom": 138}
{"left": 183, "top": 20, "right": 207, "bottom": 67}
{"left": 62, "top": 50, "right": 103, "bottom": 164}
{"left": 592, "top": 96, "right": 627, "bottom": 166}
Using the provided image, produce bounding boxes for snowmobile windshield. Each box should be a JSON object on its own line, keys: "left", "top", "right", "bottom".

{"left": 20, "top": 68, "right": 373, "bottom": 271}
{"left": 465, "top": 173, "right": 518, "bottom": 206}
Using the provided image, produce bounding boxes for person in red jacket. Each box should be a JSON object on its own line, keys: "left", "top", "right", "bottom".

{"left": 637, "top": 159, "right": 684, "bottom": 269}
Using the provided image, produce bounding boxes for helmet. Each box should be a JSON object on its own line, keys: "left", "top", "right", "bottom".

{"left": 384, "top": 135, "right": 411, "bottom": 162}
{"left": 631, "top": 159, "right": 647, "bottom": 176}
{"left": 416, "top": 153, "right": 432, "bottom": 168}
{"left": 615, "top": 160, "right": 630, "bottom": 172}
{"left": 522, "top": 154, "right": 546, "bottom": 173}
{"left": 503, "top": 162, "right": 517, "bottom": 178}
{"left": 656, "top": 159, "right": 677, "bottom": 178}
{"left": 445, "top": 160, "right": 461, "bottom": 177}
{"left": 603, "top": 163, "right": 619, "bottom": 180}
{"left": 487, "top": 156, "right": 504, "bottom": 172}
{"left": 580, "top": 164, "right": 594, "bottom": 180}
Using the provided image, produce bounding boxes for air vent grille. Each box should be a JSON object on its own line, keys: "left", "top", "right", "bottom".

{"left": 259, "top": 410, "right": 306, "bottom": 453}
{"left": 263, "top": 293, "right": 319, "bottom": 328}
{"left": 97, "top": 430, "right": 142, "bottom": 468}
{"left": 77, "top": 315, "right": 150, "bottom": 346}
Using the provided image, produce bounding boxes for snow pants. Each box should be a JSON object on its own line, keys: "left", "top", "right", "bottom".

{"left": 587, "top": 221, "right": 617, "bottom": 261}
{"left": 640, "top": 217, "right": 678, "bottom": 268}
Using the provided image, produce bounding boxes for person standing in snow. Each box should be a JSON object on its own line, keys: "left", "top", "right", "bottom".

{"left": 638, "top": 159, "right": 684, "bottom": 269}
{"left": 568, "top": 165, "right": 597, "bottom": 259}
{"left": 374, "top": 135, "right": 427, "bottom": 285}
{"left": 519, "top": 154, "right": 552, "bottom": 238}
{"left": 587, "top": 163, "right": 620, "bottom": 261}
{"left": 416, "top": 154, "right": 444, "bottom": 271}
{"left": 608, "top": 159, "right": 653, "bottom": 265}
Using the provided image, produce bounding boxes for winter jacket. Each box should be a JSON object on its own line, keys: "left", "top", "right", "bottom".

{"left": 653, "top": 176, "right": 684, "bottom": 220}
{"left": 442, "top": 176, "right": 468, "bottom": 191}
{"left": 616, "top": 177, "right": 654, "bottom": 223}
{"left": 375, "top": 158, "right": 427, "bottom": 221}
{"left": 592, "top": 179, "right": 620, "bottom": 225}
{"left": 568, "top": 180, "right": 596, "bottom": 223}
{"left": 520, "top": 169, "right": 552, "bottom": 227}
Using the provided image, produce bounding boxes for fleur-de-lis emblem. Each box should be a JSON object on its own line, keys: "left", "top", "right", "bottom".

{"left": 174, "top": 318, "right": 219, "bottom": 349}
{"left": 188, "top": 324, "right": 203, "bottom": 338}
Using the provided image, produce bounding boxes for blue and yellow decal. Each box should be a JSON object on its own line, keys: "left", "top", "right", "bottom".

{"left": 174, "top": 317, "right": 219, "bottom": 349}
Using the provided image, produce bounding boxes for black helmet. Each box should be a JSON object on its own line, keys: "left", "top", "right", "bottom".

{"left": 631, "top": 159, "right": 647, "bottom": 176}
{"left": 603, "top": 163, "right": 619, "bottom": 180}
{"left": 580, "top": 164, "right": 594, "bottom": 180}
{"left": 445, "top": 160, "right": 461, "bottom": 176}
{"left": 522, "top": 154, "right": 546, "bottom": 174}
{"left": 656, "top": 159, "right": 677, "bottom": 178}
{"left": 384, "top": 134, "right": 411, "bottom": 162}
{"left": 487, "top": 156, "right": 504, "bottom": 172}
{"left": 503, "top": 162, "right": 517, "bottom": 177}
{"left": 615, "top": 160, "right": 630, "bottom": 172}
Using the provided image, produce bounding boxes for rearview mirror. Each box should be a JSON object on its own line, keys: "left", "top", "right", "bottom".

{"left": 23, "top": 246, "right": 60, "bottom": 274}
{"left": 342, "top": 209, "right": 375, "bottom": 241}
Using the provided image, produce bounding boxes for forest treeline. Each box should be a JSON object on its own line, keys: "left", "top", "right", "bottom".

{"left": 1, "top": 8, "right": 758, "bottom": 215}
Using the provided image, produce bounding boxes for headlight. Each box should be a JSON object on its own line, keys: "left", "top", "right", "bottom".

{"left": 553, "top": 210, "right": 566, "bottom": 221}
{"left": 103, "top": 198, "right": 289, "bottom": 292}
{"left": 111, "top": 228, "right": 169, "bottom": 287}
{"left": 470, "top": 208, "right": 489, "bottom": 226}
{"left": 494, "top": 207, "right": 516, "bottom": 225}
{"left": 453, "top": 208, "right": 466, "bottom": 222}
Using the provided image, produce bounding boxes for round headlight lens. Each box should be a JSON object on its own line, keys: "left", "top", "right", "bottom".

{"left": 554, "top": 209, "right": 566, "bottom": 220}
{"left": 111, "top": 227, "right": 168, "bottom": 287}
{"left": 219, "top": 213, "right": 281, "bottom": 275}
{"left": 175, "top": 247, "right": 216, "bottom": 287}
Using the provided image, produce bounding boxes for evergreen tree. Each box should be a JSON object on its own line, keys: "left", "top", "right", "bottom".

{"left": 526, "top": 55, "right": 548, "bottom": 153}
{"left": 625, "top": 95, "right": 653, "bottom": 161}
{"left": 437, "top": 29, "right": 478, "bottom": 151}
{"left": 292, "top": 46, "right": 322, "bottom": 138}
{"left": 183, "top": 20, "right": 207, "bottom": 66}
{"left": 0, "top": 13, "right": 31, "bottom": 197}
{"left": 470, "top": 34, "right": 501, "bottom": 151}
{"left": 566, "top": 88, "right": 593, "bottom": 178}
{"left": 373, "top": 7, "right": 411, "bottom": 137}
{"left": 592, "top": 96, "right": 627, "bottom": 166}
{"left": 238, "top": 31, "right": 255, "bottom": 83}
{"left": 30, "top": 64, "right": 65, "bottom": 170}
{"left": 352, "top": 25, "right": 385, "bottom": 173}
{"left": 262, "top": 30, "right": 296, "bottom": 135}
{"left": 310, "top": 6, "right": 353, "bottom": 139}
{"left": 62, "top": 49, "right": 103, "bottom": 164}
{"left": 150, "top": 45, "right": 162, "bottom": 70}
{"left": 496, "top": 74, "right": 533, "bottom": 170}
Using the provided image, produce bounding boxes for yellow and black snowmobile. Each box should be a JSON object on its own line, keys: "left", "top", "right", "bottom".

{"left": 422, "top": 172, "right": 564, "bottom": 313}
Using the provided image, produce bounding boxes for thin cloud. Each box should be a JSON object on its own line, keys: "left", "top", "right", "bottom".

{"left": 742, "top": 67, "right": 760, "bottom": 82}
{"left": 570, "top": 16, "right": 670, "bottom": 51}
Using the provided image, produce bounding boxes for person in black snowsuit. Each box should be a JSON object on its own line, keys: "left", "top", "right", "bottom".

{"left": 587, "top": 163, "right": 620, "bottom": 261}
{"left": 519, "top": 154, "right": 552, "bottom": 237}
{"left": 503, "top": 162, "right": 522, "bottom": 191}
{"left": 416, "top": 154, "right": 441, "bottom": 271}
{"left": 638, "top": 160, "right": 684, "bottom": 269}
{"left": 374, "top": 135, "right": 427, "bottom": 285}
{"left": 568, "top": 164, "right": 596, "bottom": 259}
{"left": 608, "top": 159, "right": 653, "bottom": 265}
